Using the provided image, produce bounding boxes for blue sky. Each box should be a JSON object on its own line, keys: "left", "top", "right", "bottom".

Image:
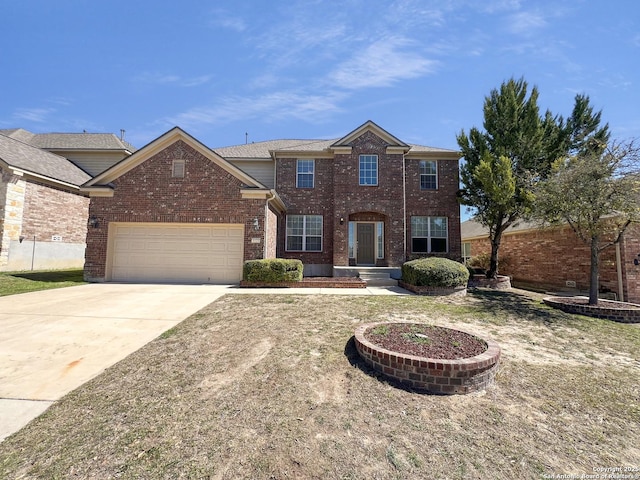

{"left": 2, "top": 2, "right": 638, "bottom": 172}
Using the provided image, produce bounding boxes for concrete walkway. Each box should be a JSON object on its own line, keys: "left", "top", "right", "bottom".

{"left": 0, "top": 283, "right": 409, "bottom": 441}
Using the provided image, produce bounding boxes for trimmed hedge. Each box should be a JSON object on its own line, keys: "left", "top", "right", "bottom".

{"left": 243, "top": 259, "right": 303, "bottom": 283}
{"left": 401, "top": 257, "right": 469, "bottom": 288}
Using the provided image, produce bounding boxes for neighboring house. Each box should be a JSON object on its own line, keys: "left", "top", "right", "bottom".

{"left": 82, "top": 121, "right": 461, "bottom": 283}
{"left": 461, "top": 218, "right": 640, "bottom": 303}
{"left": 1, "top": 129, "right": 136, "bottom": 176}
{"left": 0, "top": 129, "right": 134, "bottom": 271}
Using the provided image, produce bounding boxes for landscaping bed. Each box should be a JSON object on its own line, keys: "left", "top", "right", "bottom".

{"left": 240, "top": 276, "right": 366, "bottom": 288}
{"left": 355, "top": 322, "right": 500, "bottom": 394}
{"left": 543, "top": 296, "right": 640, "bottom": 323}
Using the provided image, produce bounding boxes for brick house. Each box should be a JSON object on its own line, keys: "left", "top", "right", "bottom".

{"left": 0, "top": 129, "right": 134, "bottom": 271}
{"left": 82, "top": 121, "right": 461, "bottom": 283}
{"left": 461, "top": 218, "right": 640, "bottom": 303}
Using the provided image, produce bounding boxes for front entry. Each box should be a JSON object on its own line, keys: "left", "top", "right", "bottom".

{"left": 356, "top": 223, "right": 375, "bottom": 265}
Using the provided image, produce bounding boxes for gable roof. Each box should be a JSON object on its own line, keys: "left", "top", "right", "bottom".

{"left": 332, "top": 120, "right": 408, "bottom": 148}
{"left": 0, "top": 129, "right": 136, "bottom": 153}
{"left": 0, "top": 133, "right": 91, "bottom": 187}
{"left": 83, "top": 127, "right": 267, "bottom": 190}
{"left": 213, "top": 122, "right": 459, "bottom": 160}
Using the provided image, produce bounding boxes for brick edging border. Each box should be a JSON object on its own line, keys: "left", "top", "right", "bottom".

{"left": 354, "top": 322, "right": 501, "bottom": 395}
{"left": 543, "top": 296, "right": 640, "bottom": 323}
{"left": 240, "top": 278, "right": 367, "bottom": 288}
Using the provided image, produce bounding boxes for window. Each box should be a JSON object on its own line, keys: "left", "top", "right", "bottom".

{"left": 296, "top": 159, "right": 314, "bottom": 188}
{"left": 286, "top": 215, "right": 322, "bottom": 251}
{"left": 359, "top": 154, "right": 378, "bottom": 186}
{"left": 376, "top": 222, "right": 384, "bottom": 259}
{"left": 419, "top": 160, "right": 437, "bottom": 189}
{"left": 172, "top": 159, "right": 185, "bottom": 178}
{"left": 411, "top": 216, "right": 448, "bottom": 253}
{"left": 462, "top": 242, "right": 472, "bottom": 264}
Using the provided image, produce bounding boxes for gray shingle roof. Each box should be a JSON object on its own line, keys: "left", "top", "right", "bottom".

{"left": 214, "top": 139, "right": 333, "bottom": 159}
{"left": 0, "top": 133, "right": 91, "bottom": 186}
{"left": 0, "top": 129, "right": 136, "bottom": 152}
{"left": 214, "top": 139, "right": 457, "bottom": 159}
{"left": 28, "top": 133, "right": 136, "bottom": 152}
{"left": 461, "top": 218, "right": 543, "bottom": 239}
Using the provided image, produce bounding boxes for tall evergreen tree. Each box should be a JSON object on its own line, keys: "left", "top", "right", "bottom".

{"left": 458, "top": 78, "right": 562, "bottom": 278}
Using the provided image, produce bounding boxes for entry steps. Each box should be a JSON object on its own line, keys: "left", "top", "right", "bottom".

{"left": 333, "top": 266, "right": 400, "bottom": 287}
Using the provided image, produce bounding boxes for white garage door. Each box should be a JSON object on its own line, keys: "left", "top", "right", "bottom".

{"left": 109, "top": 223, "right": 244, "bottom": 283}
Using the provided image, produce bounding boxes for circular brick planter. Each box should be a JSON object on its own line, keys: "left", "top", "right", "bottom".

{"left": 543, "top": 296, "right": 640, "bottom": 323}
{"left": 354, "top": 322, "right": 501, "bottom": 395}
{"left": 468, "top": 275, "right": 511, "bottom": 290}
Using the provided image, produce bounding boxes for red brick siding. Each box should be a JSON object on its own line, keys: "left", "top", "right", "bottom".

{"left": 405, "top": 158, "right": 461, "bottom": 261}
{"left": 465, "top": 223, "right": 640, "bottom": 302}
{"left": 619, "top": 224, "right": 640, "bottom": 303}
{"left": 22, "top": 181, "right": 89, "bottom": 243}
{"left": 85, "top": 140, "right": 268, "bottom": 280}
{"left": 274, "top": 131, "right": 461, "bottom": 268}
{"left": 275, "top": 157, "right": 335, "bottom": 265}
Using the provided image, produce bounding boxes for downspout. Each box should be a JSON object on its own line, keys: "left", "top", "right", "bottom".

{"left": 616, "top": 242, "right": 624, "bottom": 302}
{"left": 402, "top": 152, "right": 407, "bottom": 262}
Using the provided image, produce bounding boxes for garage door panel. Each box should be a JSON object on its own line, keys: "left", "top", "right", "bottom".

{"left": 109, "top": 223, "right": 244, "bottom": 283}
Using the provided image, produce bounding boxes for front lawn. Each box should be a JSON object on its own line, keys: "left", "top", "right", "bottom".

{"left": 0, "top": 269, "right": 86, "bottom": 296}
{"left": 0, "top": 290, "right": 638, "bottom": 479}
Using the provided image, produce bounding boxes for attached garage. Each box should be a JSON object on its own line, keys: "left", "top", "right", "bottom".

{"left": 107, "top": 223, "right": 244, "bottom": 283}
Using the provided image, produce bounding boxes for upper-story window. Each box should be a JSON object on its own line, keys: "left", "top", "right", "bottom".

{"left": 419, "top": 160, "right": 437, "bottom": 189}
{"left": 296, "top": 159, "right": 315, "bottom": 188}
{"left": 359, "top": 154, "right": 378, "bottom": 186}
{"left": 172, "top": 159, "right": 185, "bottom": 178}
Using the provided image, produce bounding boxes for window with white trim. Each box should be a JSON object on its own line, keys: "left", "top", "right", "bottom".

{"left": 419, "top": 160, "right": 437, "bottom": 189}
{"left": 296, "top": 159, "right": 314, "bottom": 188}
{"left": 411, "top": 216, "right": 448, "bottom": 253}
{"left": 172, "top": 159, "right": 185, "bottom": 178}
{"left": 286, "top": 215, "right": 322, "bottom": 251}
{"left": 462, "top": 242, "right": 472, "bottom": 264}
{"left": 359, "top": 154, "right": 378, "bottom": 186}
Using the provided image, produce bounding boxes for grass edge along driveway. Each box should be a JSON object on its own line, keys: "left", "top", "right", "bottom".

{"left": 0, "top": 269, "right": 86, "bottom": 296}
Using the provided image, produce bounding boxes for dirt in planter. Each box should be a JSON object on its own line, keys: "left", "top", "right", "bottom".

{"left": 364, "top": 323, "right": 487, "bottom": 359}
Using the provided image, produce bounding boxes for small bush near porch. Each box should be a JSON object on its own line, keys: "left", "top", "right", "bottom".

{"left": 402, "top": 257, "right": 470, "bottom": 287}
{"left": 243, "top": 259, "right": 303, "bottom": 283}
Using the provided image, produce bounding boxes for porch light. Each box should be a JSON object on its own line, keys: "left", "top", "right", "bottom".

{"left": 253, "top": 218, "right": 260, "bottom": 231}
{"left": 340, "top": 217, "right": 345, "bottom": 225}
{"left": 88, "top": 215, "right": 100, "bottom": 229}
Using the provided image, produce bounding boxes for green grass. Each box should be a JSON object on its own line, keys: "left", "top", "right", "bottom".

{"left": 0, "top": 269, "right": 86, "bottom": 296}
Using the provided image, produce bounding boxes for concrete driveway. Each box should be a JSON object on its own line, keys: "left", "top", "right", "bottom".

{"left": 0, "top": 283, "right": 230, "bottom": 441}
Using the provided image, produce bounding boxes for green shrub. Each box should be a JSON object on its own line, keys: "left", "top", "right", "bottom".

{"left": 401, "top": 257, "right": 469, "bottom": 287}
{"left": 243, "top": 259, "right": 303, "bottom": 283}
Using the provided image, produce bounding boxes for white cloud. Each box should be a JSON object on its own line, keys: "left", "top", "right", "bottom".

{"left": 506, "top": 11, "right": 547, "bottom": 35}
{"left": 208, "top": 9, "right": 247, "bottom": 32}
{"left": 328, "top": 37, "right": 438, "bottom": 89}
{"left": 165, "top": 90, "right": 348, "bottom": 131}
{"left": 133, "top": 72, "right": 213, "bottom": 87}
{"left": 13, "top": 107, "right": 54, "bottom": 123}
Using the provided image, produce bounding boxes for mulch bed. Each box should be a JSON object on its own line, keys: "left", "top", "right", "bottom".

{"left": 240, "top": 277, "right": 367, "bottom": 288}
{"left": 364, "top": 323, "right": 487, "bottom": 360}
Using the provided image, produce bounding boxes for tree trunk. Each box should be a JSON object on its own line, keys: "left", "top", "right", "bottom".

{"left": 487, "top": 231, "right": 503, "bottom": 279}
{"left": 589, "top": 235, "right": 599, "bottom": 306}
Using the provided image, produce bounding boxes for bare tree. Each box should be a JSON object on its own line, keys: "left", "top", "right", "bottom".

{"left": 533, "top": 139, "right": 640, "bottom": 304}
